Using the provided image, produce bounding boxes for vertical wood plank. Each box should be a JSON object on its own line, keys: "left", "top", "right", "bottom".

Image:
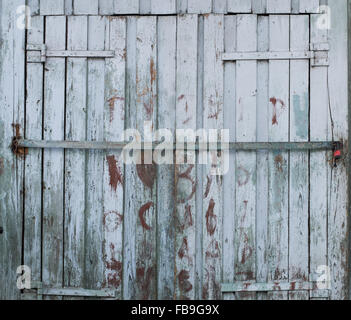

{"left": 151, "top": 0, "right": 176, "bottom": 14}
{"left": 65, "top": 0, "right": 73, "bottom": 15}
{"left": 234, "top": 14, "right": 257, "bottom": 300}
{"left": 156, "top": 16, "right": 176, "bottom": 299}
{"left": 64, "top": 15, "right": 88, "bottom": 290}
{"left": 99, "top": 0, "right": 139, "bottom": 14}
{"left": 140, "top": 0, "right": 151, "bottom": 14}
{"left": 43, "top": 16, "right": 66, "bottom": 294}
{"left": 99, "top": 0, "right": 114, "bottom": 15}
{"left": 202, "top": 14, "right": 224, "bottom": 300}
{"left": 289, "top": 14, "right": 309, "bottom": 300}
{"left": 103, "top": 17, "right": 126, "bottom": 298}
{"left": 291, "top": 0, "right": 299, "bottom": 13}
{"left": 0, "top": 0, "right": 25, "bottom": 300}
{"left": 222, "top": 15, "right": 236, "bottom": 301}
{"left": 24, "top": 15, "right": 44, "bottom": 287}
{"left": 177, "top": 0, "right": 188, "bottom": 13}
{"left": 299, "top": 0, "right": 319, "bottom": 13}
{"left": 40, "top": 0, "right": 65, "bottom": 15}
{"left": 28, "top": 0, "right": 40, "bottom": 15}
{"left": 252, "top": 0, "right": 266, "bottom": 13}
{"left": 267, "top": 15, "right": 290, "bottom": 300}
{"left": 73, "top": 0, "right": 99, "bottom": 15}
{"left": 188, "top": 0, "right": 212, "bottom": 13}
{"left": 85, "top": 16, "right": 106, "bottom": 290}
{"left": 266, "top": 0, "right": 291, "bottom": 13}
{"left": 175, "top": 14, "right": 198, "bottom": 300}
{"left": 310, "top": 13, "right": 329, "bottom": 300}
{"left": 228, "top": 0, "right": 252, "bottom": 13}
{"left": 213, "top": 0, "right": 227, "bottom": 13}
{"left": 256, "top": 14, "right": 269, "bottom": 301}
{"left": 328, "top": 0, "right": 349, "bottom": 300}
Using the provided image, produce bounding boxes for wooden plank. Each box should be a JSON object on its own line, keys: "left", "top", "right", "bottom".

{"left": 202, "top": 14, "right": 224, "bottom": 300}
{"left": 256, "top": 14, "right": 269, "bottom": 301}
{"left": 64, "top": 15, "right": 88, "bottom": 291}
{"left": 213, "top": 0, "right": 227, "bottom": 13}
{"left": 99, "top": 0, "right": 114, "bottom": 15}
{"left": 124, "top": 16, "right": 158, "bottom": 300}
{"left": 140, "top": 0, "right": 151, "bottom": 14}
{"left": 291, "top": 0, "right": 299, "bottom": 13}
{"left": 85, "top": 16, "right": 107, "bottom": 291}
{"left": 299, "top": 0, "right": 319, "bottom": 13}
{"left": 156, "top": 16, "right": 176, "bottom": 299}
{"left": 234, "top": 14, "right": 257, "bottom": 300}
{"left": 102, "top": 16, "right": 126, "bottom": 299}
{"left": 227, "top": 0, "right": 251, "bottom": 13}
{"left": 267, "top": 15, "right": 290, "bottom": 300}
{"left": 65, "top": 0, "right": 73, "bottom": 15}
{"left": 177, "top": 0, "right": 188, "bottom": 13}
{"left": 28, "top": 0, "right": 40, "bottom": 15}
{"left": 24, "top": 15, "right": 44, "bottom": 288}
{"left": 42, "top": 16, "right": 66, "bottom": 296}
{"left": 328, "top": 0, "right": 349, "bottom": 300}
{"left": 188, "top": 0, "right": 212, "bottom": 13}
{"left": 151, "top": 0, "right": 176, "bottom": 14}
{"left": 288, "top": 14, "right": 309, "bottom": 301}
{"left": 73, "top": 0, "right": 99, "bottom": 15}
{"left": 100, "top": 0, "right": 139, "bottom": 14}
{"left": 40, "top": 0, "right": 65, "bottom": 15}
{"left": 222, "top": 15, "right": 236, "bottom": 301}
{"left": 175, "top": 14, "right": 198, "bottom": 300}
{"left": 309, "top": 13, "right": 329, "bottom": 301}
{"left": 252, "top": 0, "right": 266, "bottom": 13}
{"left": 0, "top": 0, "right": 25, "bottom": 300}
{"left": 266, "top": 0, "right": 291, "bottom": 13}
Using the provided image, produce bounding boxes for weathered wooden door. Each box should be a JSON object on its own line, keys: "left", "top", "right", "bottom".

{"left": 1, "top": 0, "right": 348, "bottom": 300}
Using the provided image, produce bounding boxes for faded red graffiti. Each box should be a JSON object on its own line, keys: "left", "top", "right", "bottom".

{"left": 106, "top": 155, "right": 123, "bottom": 191}
{"left": 139, "top": 202, "right": 154, "bottom": 230}
{"left": 178, "top": 237, "right": 192, "bottom": 264}
{"left": 137, "top": 162, "right": 156, "bottom": 190}
{"left": 136, "top": 266, "right": 155, "bottom": 300}
{"left": 0, "top": 158, "right": 4, "bottom": 175}
{"left": 237, "top": 166, "right": 250, "bottom": 187}
{"left": 104, "top": 243, "right": 123, "bottom": 288}
{"left": 204, "top": 175, "right": 212, "bottom": 199}
{"left": 206, "top": 199, "right": 217, "bottom": 236}
{"left": 107, "top": 96, "right": 125, "bottom": 122}
{"left": 270, "top": 97, "right": 286, "bottom": 125}
{"left": 176, "top": 205, "right": 193, "bottom": 232}
{"left": 178, "top": 270, "right": 193, "bottom": 294}
{"left": 205, "top": 239, "right": 220, "bottom": 261}
{"left": 177, "top": 165, "right": 196, "bottom": 204}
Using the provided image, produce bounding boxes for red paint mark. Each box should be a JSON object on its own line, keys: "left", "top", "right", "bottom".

{"left": 106, "top": 155, "right": 123, "bottom": 192}
{"left": 178, "top": 94, "right": 185, "bottom": 101}
{"left": 104, "top": 211, "right": 123, "bottom": 232}
{"left": 237, "top": 166, "right": 250, "bottom": 187}
{"left": 137, "top": 162, "right": 156, "bottom": 189}
{"left": 177, "top": 165, "right": 196, "bottom": 204}
{"left": 204, "top": 175, "right": 212, "bottom": 199}
{"left": 235, "top": 271, "right": 254, "bottom": 280}
{"left": 139, "top": 202, "right": 154, "bottom": 230}
{"left": 206, "top": 199, "right": 217, "bottom": 236}
{"left": 178, "top": 270, "right": 193, "bottom": 293}
{"left": 178, "top": 237, "right": 191, "bottom": 262}
{"left": 274, "top": 154, "right": 284, "bottom": 172}
{"left": 182, "top": 117, "right": 192, "bottom": 125}
{"left": 143, "top": 102, "right": 153, "bottom": 117}
{"left": 270, "top": 97, "right": 285, "bottom": 126}
{"left": 12, "top": 123, "right": 21, "bottom": 137}
{"left": 177, "top": 205, "right": 193, "bottom": 232}
{"left": 205, "top": 239, "right": 220, "bottom": 261}
{"left": 150, "top": 58, "right": 156, "bottom": 85}
{"left": 240, "top": 233, "right": 253, "bottom": 265}
{"left": 0, "top": 158, "right": 4, "bottom": 176}
{"left": 136, "top": 266, "right": 155, "bottom": 300}
{"left": 104, "top": 243, "right": 122, "bottom": 288}
{"left": 107, "top": 96, "right": 125, "bottom": 122}
{"left": 202, "top": 267, "right": 221, "bottom": 300}
{"left": 290, "top": 282, "right": 296, "bottom": 291}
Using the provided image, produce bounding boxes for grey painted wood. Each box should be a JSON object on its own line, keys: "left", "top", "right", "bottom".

{"left": 188, "top": 0, "right": 212, "bottom": 13}
{"left": 40, "top": 0, "right": 65, "bottom": 15}
{"left": 74, "top": 0, "right": 99, "bottom": 15}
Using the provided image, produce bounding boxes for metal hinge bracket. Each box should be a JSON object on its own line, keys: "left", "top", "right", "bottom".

{"left": 27, "top": 44, "right": 115, "bottom": 63}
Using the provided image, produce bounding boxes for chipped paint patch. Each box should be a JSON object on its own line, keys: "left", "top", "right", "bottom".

{"left": 139, "top": 202, "right": 154, "bottom": 230}
{"left": 206, "top": 199, "right": 217, "bottom": 236}
{"left": 104, "top": 211, "right": 123, "bottom": 233}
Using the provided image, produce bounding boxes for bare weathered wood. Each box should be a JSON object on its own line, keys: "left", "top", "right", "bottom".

{"left": 188, "top": 0, "right": 212, "bottom": 13}
{"left": 267, "top": 15, "right": 290, "bottom": 300}
{"left": 213, "top": 0, "right": 227, "bottom": 13}
{"left": 256, "top": 14, "right": 269, "bottom": 301}
{"left": 40, "top": 0, "right": 65, "bottom": 15}
{"left": 103, "top": 17, "right": 126, "bottom": 298}
{"left": 228, "top": 0, "right": 251, "bottom": 13}
{"left": 28, "top": 0, "right": 40, "bottom": 15}
{"left": 222, "top": 15, "right": 236, "bottom": 301}
{"left": 73, "top": 0, "right": 99, "bottom": 15}
{"left": 156, "top": 16, "right": 177, "bottom": 299}
{"left": 43, "top": 16, "right": 66, "bottom": 297}
{"left": 64, "top": 15, "right": 87, "bottom": 291}
{"left": 202, "top": 14, "right": 224, "bottom": 300}
{"left": 140, "top": 0, "right": 151, "bottom": 14}
{"left": 289, "top": 14, "right": 309, "bottom": 300}
{"left": 85, "top": 16, "right": 107, "bottom": 290}
{"left": 175, "top": 14, "right": 198, "bottom": 300}
{"left": 266, "top": 0, "right": 291, "bottom": 13}
{"left": 65, "top": 0, "right": 73, "bottom": 15}
{"left": 299, "top": 0, "right": 319, "bottom": 13}
{"left": 151, "top": 0, "right": 176, "bottom": 14}
{"left": 328, "top": 0, "right": 349, "bottom": 300}
{"left": 99, "top": 0, "right": 114, "bottom": 15}
{"left": 0, "top": 0, "right": 25, "bottom": 300}
{"left": 310, "top": 13, "right": 329, "bottom": 301}
{"left": 24, "top": 15, "right": 44, "bottom": 287}
{"left": 252, "top": 0, "right": 266, "bottom": 13}
{"left": 234, "top": 14, "right": 257, "bottom": 300}
{"left": 177, "top": 0, "right": 188, "bottom": 13}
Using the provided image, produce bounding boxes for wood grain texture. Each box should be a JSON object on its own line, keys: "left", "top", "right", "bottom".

{"left": 24, "top": 15, "right": 44, "bottom": 286}
{"left": 151, "top": 0, "right": 176, "bottom": 14}
{"left": 40, "top": 0, "right": 65, "bottom": 15}
{"left": 202, "top": 14, "right": 224, "bottom": 300}
{"left": 267, "top": 15, "right": 289, "bottom": 300}
{"left": 213, "top": 0, "right": 227, "bottom": 13}
{"left": 234, "top": 14, "right": 257, "bottom": 300}
{"left": 175, "top": 14, "right": 198, "bottom": 300}
{"left": 227, "top": 0, "right": 251, "bottom": 13}
{"left": 188, "top": 0, "right": 212, "bottom": 13}
{"left": 267, "top": 0, "right": 291, "bottom": 13}
{"left": 299, "top": 0, "right": 319, "bottom": 13}
{"left": 43, "top": 16, "right": 66, "bottom": 296}
{"left": 73, "top": 0, "right": 99, "bottom": 15}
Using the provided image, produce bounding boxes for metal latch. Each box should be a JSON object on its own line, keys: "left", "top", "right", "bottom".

{"left": 310, "top": 42, "right": 329, "bottom": 67}
{"left": 23, "top": 281, "right": 117, "bottom": 300}
{"left": 27, "top": 44, "right": 115, "bottom": 63}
